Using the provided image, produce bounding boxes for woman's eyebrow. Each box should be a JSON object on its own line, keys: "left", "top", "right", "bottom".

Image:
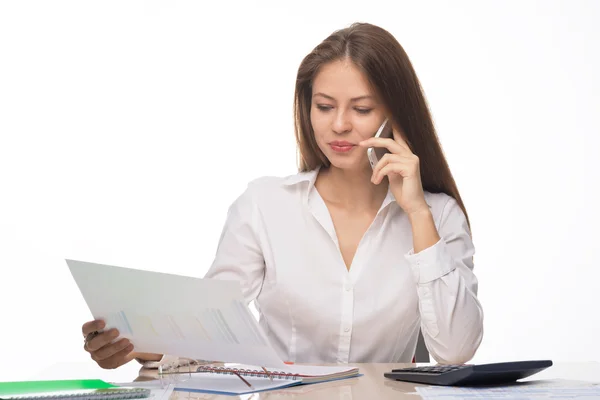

{"left": 313, "top": 92, "right": 373, "bottom": 102}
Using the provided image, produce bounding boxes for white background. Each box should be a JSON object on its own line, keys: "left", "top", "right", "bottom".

{"left": 1, "top": 0, "right": 599, "bottom": 384}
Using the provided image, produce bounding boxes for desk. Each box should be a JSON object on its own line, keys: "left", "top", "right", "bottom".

{"left": 136, "top": 362, "right": 600, "bottom": 399}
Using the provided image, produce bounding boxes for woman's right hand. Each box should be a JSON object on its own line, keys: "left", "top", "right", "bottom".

{"left": 82, "top": 319, "right": 136, "bottom": 369}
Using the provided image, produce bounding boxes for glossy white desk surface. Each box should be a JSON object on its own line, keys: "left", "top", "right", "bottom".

{"left": 135, "top": 361, "right": 600, "bottom": 400}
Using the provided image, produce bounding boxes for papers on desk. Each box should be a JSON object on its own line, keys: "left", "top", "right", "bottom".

{"left": 173, "top": 375, "right": 299, "bottom": 395}
{"left": 147, "top": 384, "right": 174, "bottom": 400}
{"left": 122, "top": 364, "right": 359, "bottom": 396}
{"left": 221, "top": 363, "right": 360, "bottom": 383}
{"left": 66, "top": 259, "right": 286, "bottom": 368}
{"left": 416, "top": 379, "right": 600, "bottom": 399}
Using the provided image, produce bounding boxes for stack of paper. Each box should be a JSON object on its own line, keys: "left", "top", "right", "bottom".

{"left": 125, "top": 364, "right": 359, "bottom": 396}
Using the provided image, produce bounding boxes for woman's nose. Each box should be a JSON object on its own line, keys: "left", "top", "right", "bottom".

{"left": 332, "top": 111, "right": 352, "bottom": 134}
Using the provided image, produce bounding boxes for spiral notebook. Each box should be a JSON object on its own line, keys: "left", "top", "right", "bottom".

{"left": 172, "top": 364, "right": 360, "bottom": 395}
{"left": 0, "top": 380, "right": 150, "bottom": 400}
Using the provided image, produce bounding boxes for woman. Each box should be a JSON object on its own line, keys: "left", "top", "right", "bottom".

{"left": 81, "top": 22, "right": 483, "bottom": 369}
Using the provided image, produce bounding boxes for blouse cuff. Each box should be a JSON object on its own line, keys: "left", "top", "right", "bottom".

{"left": 405, "top": 238, "right": 456, "bottom": 284}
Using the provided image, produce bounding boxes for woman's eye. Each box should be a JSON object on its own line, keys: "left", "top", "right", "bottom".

{"left": 355, "top": 108, "right": 372, "bottom": 115}
{"left": 316, "top": 104, "right": 333, "bottom": 112}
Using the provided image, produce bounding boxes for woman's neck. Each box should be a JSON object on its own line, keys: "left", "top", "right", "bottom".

{"left": 315, "top": 165, "right": 388, "bottom": 212}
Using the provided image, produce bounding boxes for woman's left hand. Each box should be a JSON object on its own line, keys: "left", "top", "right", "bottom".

{"left": 359, "top": 127, "right": 429, "bottom": 216}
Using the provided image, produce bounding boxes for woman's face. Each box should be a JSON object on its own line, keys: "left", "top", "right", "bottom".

{"left": 310, "top": 58, "right": 386, "bottom": 172}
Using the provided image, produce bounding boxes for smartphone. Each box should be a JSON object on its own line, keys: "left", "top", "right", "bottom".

{"left": 367, "top": 118, "right": 393, "bottom": 169}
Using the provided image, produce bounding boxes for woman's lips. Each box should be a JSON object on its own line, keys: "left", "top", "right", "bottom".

{"left": 330, "top": 142, "right": 355, "bottom": 153}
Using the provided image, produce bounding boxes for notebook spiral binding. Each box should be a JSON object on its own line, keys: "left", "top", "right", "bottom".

{"left": 196, "top": 366, "right": 303, "bottom": 381}
{"left": 3, "top": 388, "right": 151, "bottom": 400}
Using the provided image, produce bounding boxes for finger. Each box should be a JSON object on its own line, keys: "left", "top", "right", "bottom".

{"left": 82, "top": 320, "right": 106, "bottom": 336}
{"left": 373, "top": 154, "right": 415, "bottom": 184}
{"left": 86, "top": 328, "right": 120, "bottom": 352}
{"left": 376, "top": 163, "right": 408, "bottom": 184}
{"left": 132, "top": 352, "right": 163, "bottom": 362}
{"left": 98, "top": 344, "right": 136, "bottom": 370}
{"left": 371, "top": 153, "right": 403, "bottom": 181}
{"left": 376, "top": 161, "right": 418, "bottom": 184}
{"left": 92, "top": 338, "right": 132, "bottom": 362}
{"left": 359, "top": 137, "right": 410, "bottom": 156}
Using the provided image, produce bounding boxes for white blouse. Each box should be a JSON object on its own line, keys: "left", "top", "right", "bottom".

{"left": 202, "top": 168, "right": 483, "bottom": 365}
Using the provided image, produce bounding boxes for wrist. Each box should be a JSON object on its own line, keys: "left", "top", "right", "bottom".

{"left": 407, "top": 206, "right": 432, "bottom": 223}
{"left": 407, "top": 205, "right": 440, "bottom": 253}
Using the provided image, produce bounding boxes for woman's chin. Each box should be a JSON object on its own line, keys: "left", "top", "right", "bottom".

{"left": 327, "top": 155, "right": 370, "bottom": 172}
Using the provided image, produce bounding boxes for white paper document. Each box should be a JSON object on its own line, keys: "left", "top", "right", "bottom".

{"left": 67, "top": 259, "right": 286, "bottom": 368}
{"left": 416, "top": 379, "right": 600, "bottom": 399}
{"left": 172, "top": 374, "right": 299, "bottom": 395}
{"left": 118, "top": 376, "right": 298, "bottom": 396}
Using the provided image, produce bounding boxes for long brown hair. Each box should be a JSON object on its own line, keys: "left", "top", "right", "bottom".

{"left": 293, "top": 22, "right": 470, "bottom": 228}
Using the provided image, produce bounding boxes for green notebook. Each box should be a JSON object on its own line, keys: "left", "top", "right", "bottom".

{"left": 0, "top": 380, "right": 150, "bottom": 400}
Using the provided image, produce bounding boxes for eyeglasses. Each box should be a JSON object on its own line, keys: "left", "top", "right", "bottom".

{"left": 156, "top": 358, "right": 274, "bottom": 389}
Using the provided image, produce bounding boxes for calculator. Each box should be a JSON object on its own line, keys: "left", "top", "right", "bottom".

{"left": 384, "top": 360, "right": 553, "bottom": 386}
